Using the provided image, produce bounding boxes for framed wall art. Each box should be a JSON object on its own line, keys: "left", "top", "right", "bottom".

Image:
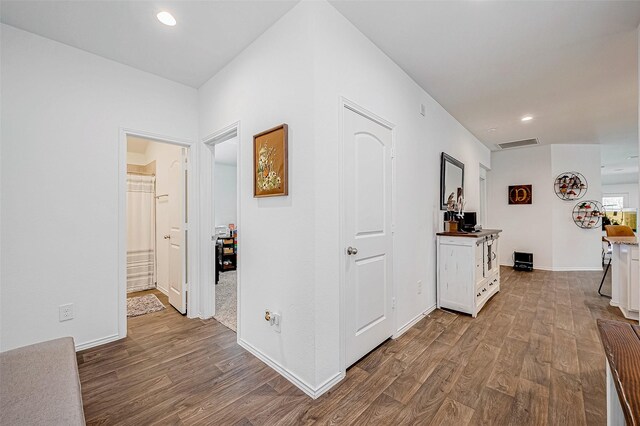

{"left": 509, "top": 185, "right": 532, "bottom": 205}
{"left": 253, "top": 124, "right": 288, "bottom": 197}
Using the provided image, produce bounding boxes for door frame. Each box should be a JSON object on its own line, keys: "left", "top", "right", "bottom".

{"left": 338, "top": 98, "right": 397, "bottom": 374}
{"left": 200, "top": 121, "right": 241, "bottom": 333}
{"left": 118, "top": 128, "right": 200, "bottom": 339}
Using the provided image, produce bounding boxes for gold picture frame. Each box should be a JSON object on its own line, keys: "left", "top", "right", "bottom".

{"left": 253, "top": 124, "right": 288, "bottom": 197}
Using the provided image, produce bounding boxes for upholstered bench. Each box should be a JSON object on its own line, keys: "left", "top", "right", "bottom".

{"left": 0, "top": 337, "right": 85, "bottom": 425}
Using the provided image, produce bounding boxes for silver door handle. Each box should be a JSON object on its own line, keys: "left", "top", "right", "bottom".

{"left": 347, "top": 246, "right": 358, "bottom": 255}
{"left": 164, "top": 235, "right": 171, "bottom": 239}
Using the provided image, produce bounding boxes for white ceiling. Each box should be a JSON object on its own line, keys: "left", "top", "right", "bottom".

{"left": 3, "top": 1, "right": 640, "bottom": 181}
{"left": 330, "top": 0, "right": 640, "bottom": 179}
{"left": 0, "top": 0, "right": 298, "bottom": 88}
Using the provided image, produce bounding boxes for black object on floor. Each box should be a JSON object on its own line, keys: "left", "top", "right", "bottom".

{"left": 598, "top": 257, "right": 612, "bottom": 298}
{"left": 513, "top": 251, "right": 533, "bottom": 272}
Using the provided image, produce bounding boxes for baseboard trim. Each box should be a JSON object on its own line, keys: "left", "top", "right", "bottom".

{"left": 75, "top": 333, "right": 122, "bottom": 352}
{"left": 393, "top": 304, "right": 437, "bottom": 339}
{"left": 238, "top": 338, "right": 342, "bottom": 399}
{"left": 500, "top": 263, "right": 602, "bottom": 272}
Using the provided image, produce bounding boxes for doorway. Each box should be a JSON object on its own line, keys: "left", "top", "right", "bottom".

{"left": 204, "top": 125, "right": 240, "bottom": 333}
{"left": 121, "top": 133, "right": 191, "bottom": 335}
{"left": 342, "top": 103, "right": 395, "bottom": 367}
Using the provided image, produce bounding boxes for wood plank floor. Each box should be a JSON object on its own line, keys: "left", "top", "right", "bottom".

{"left": 78, "top": 268, "right": 634, "bottom": 425}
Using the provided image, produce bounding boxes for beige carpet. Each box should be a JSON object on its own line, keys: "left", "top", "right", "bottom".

{"left": 127, "top": 294, "right": 165, "bottom": 317}
{"left": 214, "top": 271, "right": 237, "bottom": 332}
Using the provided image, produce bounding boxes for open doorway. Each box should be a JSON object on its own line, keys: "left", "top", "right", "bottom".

{"left": 125, "top": 135, "right": 188, "bottom": 319}
{"left": 211, "top": 135, "right": 238, "bottom": 332}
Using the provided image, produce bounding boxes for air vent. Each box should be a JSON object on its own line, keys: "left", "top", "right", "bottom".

{"left": 497, "top": 138, "right": 540, "bottom": 150}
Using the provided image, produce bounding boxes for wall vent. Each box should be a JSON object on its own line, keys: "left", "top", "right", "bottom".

{"left": 497, "top": 138, "right": 539, "bottom": 150}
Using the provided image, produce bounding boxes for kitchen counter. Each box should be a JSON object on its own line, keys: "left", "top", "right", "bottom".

{"left": 605, "top": 236, "right": 638, "bottom": 246}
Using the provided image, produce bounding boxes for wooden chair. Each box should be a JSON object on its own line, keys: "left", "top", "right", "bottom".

{"left": 599, "top": 225, "right": 635, "bottom": 297}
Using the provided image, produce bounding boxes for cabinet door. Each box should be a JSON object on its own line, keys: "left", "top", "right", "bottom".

{"left": 475, "top": 242, "right": 484, "bottom": 282}
{"left": 490, "top": 237, "right": 499, "bottom": 274}
{"left": 440, "top": 244, "right": 472, "bottom": 309}
{"left": 630, "top": 258, "right": 639, "bottom": 312}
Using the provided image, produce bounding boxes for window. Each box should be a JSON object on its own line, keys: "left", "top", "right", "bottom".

{"left": 603, "top": 196, "right": 624, "bottom": 210}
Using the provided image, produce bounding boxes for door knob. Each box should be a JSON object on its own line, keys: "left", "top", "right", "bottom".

{"left": 347, "top": 246, "right": 358, "bottom": 255}
{"left": 164, "top": 235, "right": 171, "bottom": 239}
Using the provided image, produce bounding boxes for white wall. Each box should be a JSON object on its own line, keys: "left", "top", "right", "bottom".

{"left": 199, "top": 0, "right": 490, "bottom": 394}
{"left": 309, "top": 0, "right": 491, "bottom": 386}
{"left": 602, "top": 182, "right": 639, "bottom": 209}
{"left": 488, "top": 144, "right": 602, "bottom": 271}
{"left": 214, "top": 163, "right": 237, "bottom": 227}
{"left": 0, "top": 24, "right": 198, "bottom": 351}
{"left": 126, "top": 152, "right": 147, "bottom": 165}
{"left": 487, "top": 146, "right": 554, "bottom": 269}
{"left": 550, "top": 145, "right": 602, "bottom": 270}
{"left": 199, "top": 2, "right": 317, "bottom": 389}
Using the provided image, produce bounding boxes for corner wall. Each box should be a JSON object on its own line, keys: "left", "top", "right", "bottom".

{"left": 488, "top": 144, "right": 602, "bottom": 271}
{"left": 198, "top": 0, "right": 490, "bottom": 394}
{"left": 0, "top": 24, "right": 198, "bottom": 351}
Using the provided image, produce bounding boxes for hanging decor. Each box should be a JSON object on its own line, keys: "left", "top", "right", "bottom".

{"left": 554, "top": 172, "right": 587, "bottom": 200}
{"left": 508, "top": 185, "right": 532, "bottom": 204}
{"left": 253, "top": 124, "right": 288, "bottom": 197}
{"left": 572, "top": 200, "right": 605, "bottom": 229}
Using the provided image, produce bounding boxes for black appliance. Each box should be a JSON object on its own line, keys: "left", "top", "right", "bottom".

{"left": 460, "top": 212, "right": 477, "bottom": 232}
{"left": 514, "top": 251, "right": 533, "bottom": 271}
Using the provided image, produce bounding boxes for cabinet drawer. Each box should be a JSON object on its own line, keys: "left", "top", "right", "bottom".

{"left": 475, "top": 284, "right": 489, "bottom": 304}
{"left": 487, "top": 273, "right": 500, "bottom": 290}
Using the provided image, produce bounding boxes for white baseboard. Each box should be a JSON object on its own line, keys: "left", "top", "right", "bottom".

{"left": 156, "top": 285, "right": 168, "bottom": 296}
{"left": 75, "top": 333, "right": 121, "bottom": 352}
{"left": 238, "top": 338, "right": 343, "bottom": 399}
{"left": 500, "top": 263, "right": 602, "bottom": 272}
{"left": 393, "top": 304, "right": 436, "bottom": 339}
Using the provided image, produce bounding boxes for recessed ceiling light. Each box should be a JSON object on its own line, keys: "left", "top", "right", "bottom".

{"left": 157, "top": 11, "right": 176, "bottom": 26}
{"left": 487, "top": 128, "right": 497, "bottom": 132}
{"left": 521, "top": 115, "right": 533, "bottom": 122}
{"left": 627, "top": 155, "right": 638, "bottom": 159}
{"left": 614, "top": 168, "right": 624, "bottom": 172}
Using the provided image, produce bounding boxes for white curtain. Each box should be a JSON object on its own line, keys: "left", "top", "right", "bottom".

{"left": 126, "top": 174, "right": 156, "bottom": 292}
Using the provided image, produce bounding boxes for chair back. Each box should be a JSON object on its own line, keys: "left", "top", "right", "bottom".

{"left": 604, "top": 225, "right": 635, "bottom": 237}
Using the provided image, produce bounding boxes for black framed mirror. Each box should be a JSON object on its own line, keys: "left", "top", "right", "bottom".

{"left": 440, "top": 152, "right": 465, "bottom": 210}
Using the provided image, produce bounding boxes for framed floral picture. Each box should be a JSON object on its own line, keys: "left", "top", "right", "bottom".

{"left": 253, "top": 124, "right": 288, "bottom": 197}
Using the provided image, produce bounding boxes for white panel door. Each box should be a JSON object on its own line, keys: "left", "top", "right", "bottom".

{"left": 344, "top": 106, "right": 394, "bottom": 367}
{"left": 168, "top": 150, "right": 186, "bottom": 314}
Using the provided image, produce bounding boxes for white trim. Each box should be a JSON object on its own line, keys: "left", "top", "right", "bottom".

{"left": 547, "top": 266, "right": 604, "bottom": 272}
{"left": 338, "top": 97, "right": 396, "bottom": 376}
{"left": 200, "top": 122, "right": 241, "bottom": 334}
{"left": 75, "top": 334, "right": 121, "bottom": 352}
{"left": 392, "top": 304, "right": 437, "bottom": 339}
{"left": 237, "top": 338, "right": 342, "bottom": 399}
{"left": 499, "top": 262, "right": 603, "bottom": 272}
{"left": 118, "top": 128, "right": 200, "bottom": 341}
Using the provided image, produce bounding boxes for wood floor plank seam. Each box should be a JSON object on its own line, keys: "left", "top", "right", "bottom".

{"left": 78, "top": 271, "right": 635, "bottom": 425}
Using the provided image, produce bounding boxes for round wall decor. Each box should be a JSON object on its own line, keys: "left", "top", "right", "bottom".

{"left": 572, "top": 200, "right": 604, "bottom": 229}
{"left": 554, "top": 172, "right": 587, "bottom": 200}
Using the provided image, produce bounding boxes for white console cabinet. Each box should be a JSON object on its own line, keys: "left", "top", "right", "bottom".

{"left": 437, "top": 230, "right": 502, "bottom": 317}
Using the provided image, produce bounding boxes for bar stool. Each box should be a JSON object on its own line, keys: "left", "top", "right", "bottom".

{"left": 599, "top": 225, "right": 635, "bottom": 297}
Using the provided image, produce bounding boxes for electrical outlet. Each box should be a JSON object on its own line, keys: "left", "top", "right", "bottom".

{"left": 59, "top": 304, "right": 74, "bottom": 322}
{"left": 271, "top": 312, "right": 281, "bottom": 333}
{"left": 417, "top": 280, "right": 422, "bottom": 295}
